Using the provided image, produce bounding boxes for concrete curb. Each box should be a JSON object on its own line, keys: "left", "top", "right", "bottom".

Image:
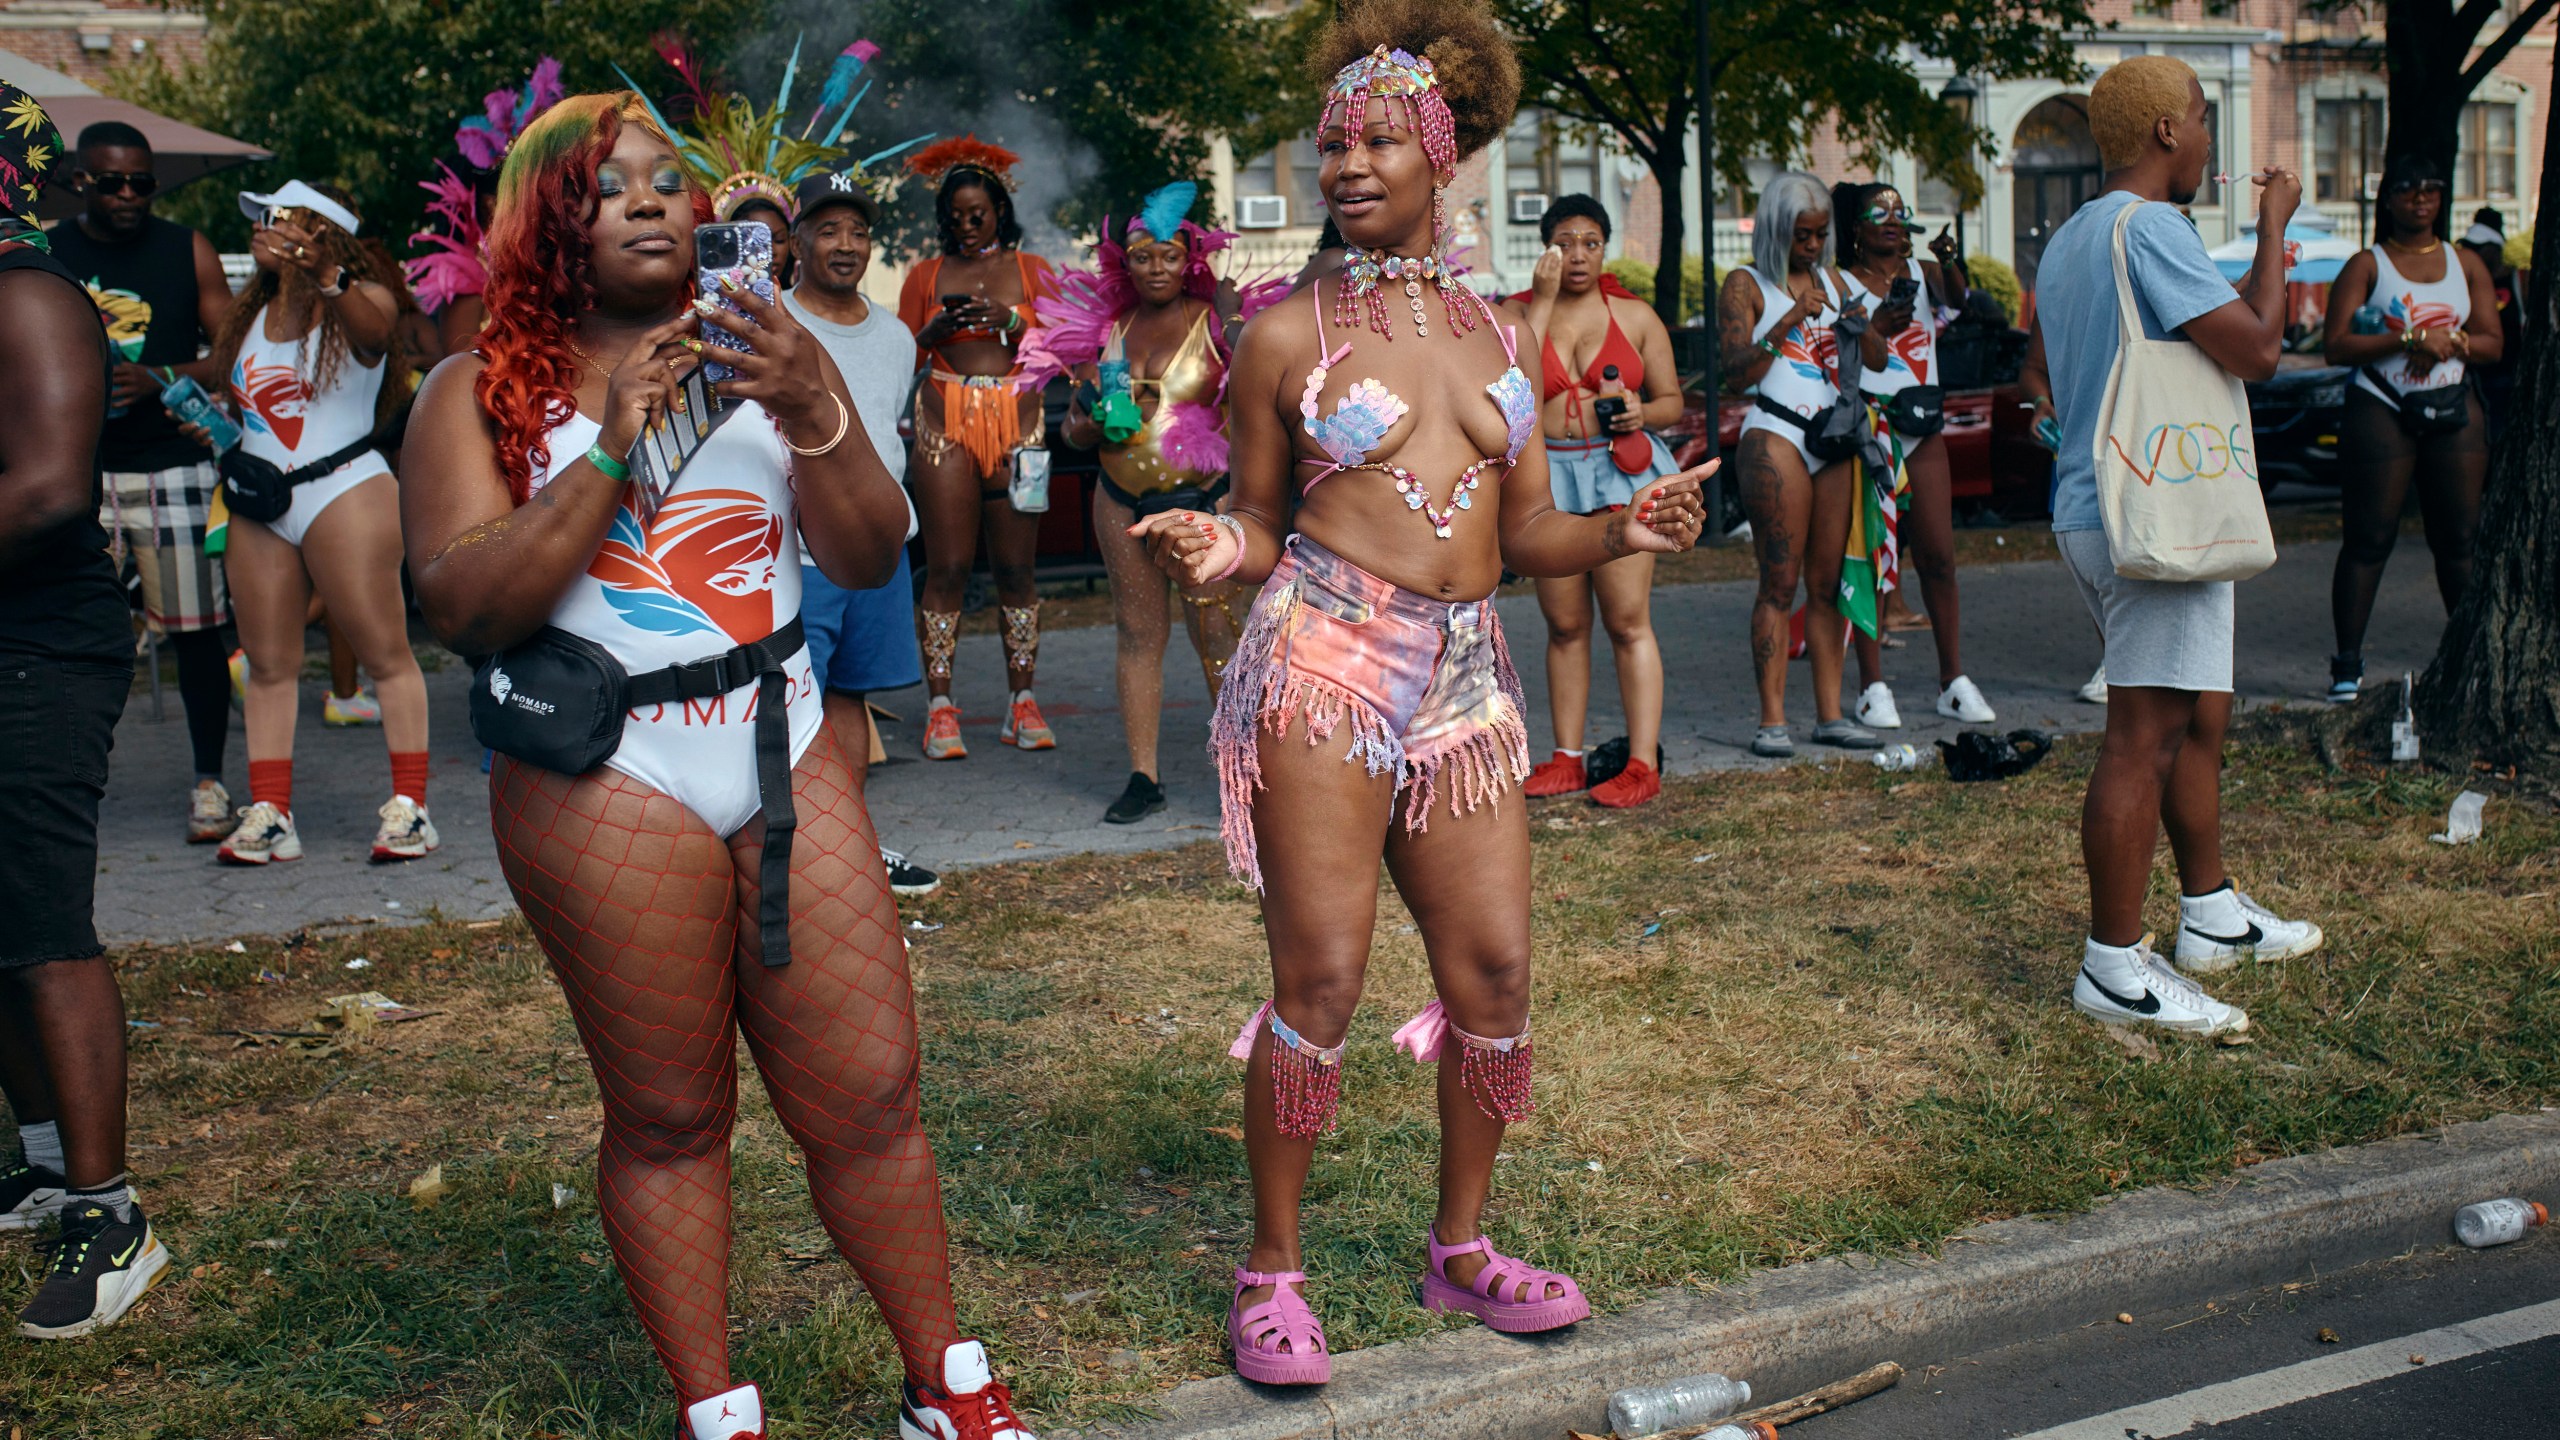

{"left": 1070, "top": 1109, "right": 2560, "bottom": 1440}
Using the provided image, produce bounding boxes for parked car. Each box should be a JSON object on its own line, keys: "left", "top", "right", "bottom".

{"left": 2246, "top": 357, "right": 2348, "bottom": 490}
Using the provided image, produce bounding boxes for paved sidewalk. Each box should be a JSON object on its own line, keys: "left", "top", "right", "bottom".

{"left": 91, "top": 536, "right": 2441, "bottom": 945}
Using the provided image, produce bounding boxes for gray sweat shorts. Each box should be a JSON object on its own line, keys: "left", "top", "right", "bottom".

{"left": 2057, "top": 528, "right": 2234, "bottom": 694}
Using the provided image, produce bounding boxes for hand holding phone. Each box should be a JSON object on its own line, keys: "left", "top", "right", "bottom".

{"left": 695, "top": 221, "right": 776, "bottom": 383}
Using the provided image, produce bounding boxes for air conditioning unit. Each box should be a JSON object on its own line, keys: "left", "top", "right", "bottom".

{"left": 1238, "top": 195, "right": 1288, "bottom": 229}
{"left": 1509, "top": 192, "right": 1551, "bottom": 225}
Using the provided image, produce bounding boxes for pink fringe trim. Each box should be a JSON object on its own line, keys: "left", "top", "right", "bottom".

{"left": 1229, "top": 1001, "right": 1347, "bottom": 1139}
{"left": 1395, "top": 999, "right": 1535, "bottom": 1123}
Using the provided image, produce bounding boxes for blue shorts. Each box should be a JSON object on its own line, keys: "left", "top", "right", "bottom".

{"left": 800, "top": 548, "right": 923, "bottom": 695}
{"left": 1546, "top": 432, "right": 1678, "bottom": 515}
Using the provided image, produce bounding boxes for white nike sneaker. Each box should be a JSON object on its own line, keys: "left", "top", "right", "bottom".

{"left": 371, "top": 795, "right": 441, "bottom": 863}
{"left": 2077, "top": 665, "right": 2109, "bottom": 704}
{"left": 1937, "top": 675, "right": 1997, "bottom": 724}
{"left": 2174, "top": 885, "right": 2324, "bottom": 974}
{"left": 1855, "top": 682, "right": 1902, "bottom": 730}
{"left": 216, "top": 802, "right": 301, "bottom": 866}
{"left": 2072, "top": 938, "right": 2249, "bottom": 1036}
{"left": 686, "top": 1381, "right": 763, "bottom": 1440}
{"left": 901, "top": 1339, "right": 1035, "bottom": 1440}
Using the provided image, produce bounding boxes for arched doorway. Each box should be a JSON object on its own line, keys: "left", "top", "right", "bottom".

{"left": 2011, "top": 95, "right": 2100, "bottom": 291}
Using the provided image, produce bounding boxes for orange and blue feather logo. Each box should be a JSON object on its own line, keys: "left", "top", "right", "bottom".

{"left": 1779, "top": 322, "right": 1837, "bottom": 384}
{"left": 585, "top": 489, "right": 783, "bottom": 644}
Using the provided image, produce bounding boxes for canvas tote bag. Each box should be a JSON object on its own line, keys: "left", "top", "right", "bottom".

{"left": 2091, "top": 202, "right": 2275, "bottom": 582}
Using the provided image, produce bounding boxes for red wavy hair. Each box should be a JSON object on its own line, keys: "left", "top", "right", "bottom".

{"left": 475, "top": 93, "right": 711, "bottom": 502}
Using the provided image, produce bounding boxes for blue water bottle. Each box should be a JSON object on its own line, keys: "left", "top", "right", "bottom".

{"left": 158, "top": 370, "right": 243, "bottom": 454}
{"left": 2350, "top": 304, "right": 2386, "bottom": 335}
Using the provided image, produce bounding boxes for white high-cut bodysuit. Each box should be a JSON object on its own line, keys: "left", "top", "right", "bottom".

{"left": 1735, "top": 266, "right": 1844, "bottom": 471}
{"left": 525, "top": 407, "right": 821, "bottom": 835}
{"left": 2355, "top": 245, "right": 2471, "bottom": 408}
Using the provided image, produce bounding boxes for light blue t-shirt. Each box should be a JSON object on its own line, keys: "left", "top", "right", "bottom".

{"left": 2040, "top": 190, "right": 2244, "bottom": 532}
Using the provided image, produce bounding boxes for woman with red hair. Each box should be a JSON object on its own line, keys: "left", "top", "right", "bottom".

{"left": 398, "top": 94, "right": 1034, "bottom": 1440}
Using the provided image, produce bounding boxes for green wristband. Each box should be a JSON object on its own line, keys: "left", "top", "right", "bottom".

{"left": 1756, "top": 338, "right": 1780, "bottom": 357}
{"left": 585, "top": 442, "right": 631, "bottom": 484}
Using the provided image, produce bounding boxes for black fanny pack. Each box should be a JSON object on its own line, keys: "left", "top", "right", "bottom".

{"left": 217, "top": 433, "right": 381, "bottom": 524}
{"left": 1102, "top": 472, "right": 1230, "bottom": 520}
{"left": 1757, "top": 393, "right": 1867, "bottom": 464}
{"left": 2362, "top": 367, "right": 2471, "bottom": 437}
{"left": 471, "top": 616, "right": 807, "bottom": 965}
{"left": 1868, "top": 383, "right": 1947, "bottom": 439}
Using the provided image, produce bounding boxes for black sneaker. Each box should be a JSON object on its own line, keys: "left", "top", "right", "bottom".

{"left": 880, "top": 847, "right": 941, "bottom": 899}
{"left": 2327, "top": 651, "right": 2362, "bottom": 705}
{"left": 18, "top": 1199, "right": 169, "bottom": 1339}
{"left": 1103, "top": 771, "right": 1165, "bottom": 825}
{"left": 0, "top": 1158, "right": 68, "bottom": 1231}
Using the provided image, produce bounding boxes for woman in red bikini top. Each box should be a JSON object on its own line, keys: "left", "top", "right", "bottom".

{"left": 893, "top": 137, "right": 1061, "bottom": 760}
{"left": 1126, "top": 0, "right": 1712, "bottom": 1392}
{"left": 1513, "top": 194, "right": 1687, "bottom": 809}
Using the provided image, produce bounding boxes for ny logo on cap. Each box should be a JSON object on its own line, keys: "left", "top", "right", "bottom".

{"left": 830, "top": 172, "right": 855, "bottom": 192}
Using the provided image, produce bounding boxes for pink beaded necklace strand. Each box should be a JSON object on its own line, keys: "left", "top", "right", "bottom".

{"left": 1320, "top": 45, "right": 1474, "bottom": 343}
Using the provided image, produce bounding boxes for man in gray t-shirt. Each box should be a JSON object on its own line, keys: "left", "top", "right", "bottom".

{"left": 2022, "top": 56, "right": 2321, "bottom": 1037}
{"left": 784, "top": 169, "right": 936, "bottom": 898}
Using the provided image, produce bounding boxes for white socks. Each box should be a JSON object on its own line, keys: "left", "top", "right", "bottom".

{"left": 17, "top": 1120, "right": 62, "bottom": 1174}
{"left": 2083, "top": 937, "right": 2150, "bottom": 995}
{"left": 68, "top": 1173, "right": 135, "bottom": 1224}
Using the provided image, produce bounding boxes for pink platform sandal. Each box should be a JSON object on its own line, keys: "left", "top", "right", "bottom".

{"left": 1230, "top": 1266, "right": 1332, "bottom": 1385}
{"left": 1417, "top": 1228, "right": 1591, "bottom": 1334}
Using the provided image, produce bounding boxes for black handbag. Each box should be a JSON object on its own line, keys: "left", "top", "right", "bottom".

{"left": 217, "top": 433, "right": 381, "bottom": 524}
{"left": 2362, "top": 368, "right": 2471, "bottom": 437}
{"left": 1936, "top": 728, "right": 2054, "bottom": 783}
{"left": 471, "top": 616, "right": 807, "bottom": 964}
{"left": 1585, "top": 735, "right": 1663, "bottom": 788}
{"left": 1872, "top": 383, "right": 1947, "bottom": 439}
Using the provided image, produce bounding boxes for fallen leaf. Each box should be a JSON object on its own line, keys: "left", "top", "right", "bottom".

{"left": 430, "top": 948, "right": 456, "bottom": 960}
{"left": 1205, "top": 1125, "right": 1244, "bottom": 1141}
{"left": 365, "top": 1413, "right": 387, "bottom": 1426}
{"left": 2100, "top": 1025, "right": 2161, "bottom": 1062}
{"left": 2318, "top": 1327, "right": 2340, "bottom": 1343}
{"left": 2117, "top": 1313, "right": 2134, "bottom": 1324}
{"left": 2410, "top": 1354, "right": 2426, "bottom": 1365}
{"left": 407, "top": 1164, "right": 450, "bottom": 1209}
{"left": 1014, "top": 841, "right": 1036, "bottom": 850}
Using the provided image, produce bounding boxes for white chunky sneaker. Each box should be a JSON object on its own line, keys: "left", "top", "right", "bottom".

{"left": 2077, "top": 664, "right": 2109, "bottom": 704}
{"left": 371, "top": 795, "right": 441, "bottom": 863}
{"left": 2174, "top": 884, "right": 2324, "bottom": 974}
{"left": 1937, "top": 675, "right": 1997, "bottom": 723}
{"left": 685, "top": 1382, "right": 763, "bottom": 1440}
{"left": 1854, "top": 681, "right": 1902, "bottom": 730}
{"left": 901, "top": 1339, "right": 1035, "bottom": 1440}
{"left": 187, "top": 779, "right": 235, "bottom": 844}
{"left": 2072, "top": 938, "right": 2249, "bottom": 1036}
{"left": 216, "top": 802, "right": 301, "bottom": 866}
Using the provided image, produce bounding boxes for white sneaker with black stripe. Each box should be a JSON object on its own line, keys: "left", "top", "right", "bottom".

{"left": 2174, "top": 884, "right": 2323, "bottom": 974}
{"left": 0, "top": 1159, "right": 67, "bottom": 1230}
{"left": 2072, "top": 938, "right": 2249, "bottom": 1037}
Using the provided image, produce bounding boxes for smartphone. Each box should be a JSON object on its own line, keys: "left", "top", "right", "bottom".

{"left": 1888, "top": 275, "right": 1920, "bottom": 306}
{"left": 939, "top": 292, "right": 976, "bottom": 311}
{"left": 695, "top": 220, "right": 775, "bottom": 384}
{"left": 159, "top": 372, "right": 242, "bottom": 454}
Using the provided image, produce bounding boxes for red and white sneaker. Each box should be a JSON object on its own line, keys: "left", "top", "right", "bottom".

{"left": 901, "top": 1339, "right": 1035, "bottom": 1440}
{"left": 684, "top": 1382, "right": 762, "bottom": 1440}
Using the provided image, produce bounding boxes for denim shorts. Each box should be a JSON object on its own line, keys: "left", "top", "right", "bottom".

{"left": 0, "top": 657, "right": 132, "bottom": 966}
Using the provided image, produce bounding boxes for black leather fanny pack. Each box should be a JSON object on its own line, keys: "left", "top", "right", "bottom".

{"left": 2362, "top": 367, "right": 2470, "bottom": 437}
{"left": 471, "top": 616, "right": 807, "bottom": 964}
{"left": 217, "top": 434, "right": 379, "bottom": 523}
{"left": 1869, "top": 383, "right": 1947, "bottom": 439}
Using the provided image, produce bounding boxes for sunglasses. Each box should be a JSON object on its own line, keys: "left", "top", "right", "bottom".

{"left": 2386, "top": 180, "right": 2448, "bottom": 197}
{"left": 1864, "top": 205, "right": 1917, "bottom": 225}
{"left": 260, "top": 205, "right": 309, "bottom": 230}
{"left": 80, "top": 170, "right": 157, "bottom": 198}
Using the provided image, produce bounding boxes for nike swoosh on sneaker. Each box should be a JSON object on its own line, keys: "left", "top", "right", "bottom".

{"left": 111, "top": 1238, "right": 139, "bottom": 1266}
{"left": 2081, "top": 968, "right": 2163, "bottom": 1015}
{"left": 2184, "top": 921, "right": 2263, "bottom": 947}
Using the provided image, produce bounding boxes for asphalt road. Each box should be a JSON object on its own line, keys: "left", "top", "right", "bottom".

{"left": 1782, "top": 1231, "right": 2560, "bottom": 1440}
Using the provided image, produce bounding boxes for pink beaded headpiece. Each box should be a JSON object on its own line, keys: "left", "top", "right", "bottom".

{"left": 1319, "top": 45, "right": 1458, "bottom": 181}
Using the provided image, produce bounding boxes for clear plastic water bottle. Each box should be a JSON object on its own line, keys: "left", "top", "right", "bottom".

{"left": 1870, "top": 743, "right": 1925, "bottom": 772}
{"left": 2453, "top": 1198, "right": 2548, "bottom": 1248}
{"left": 2351, "top": 303, "right": 2387, "bottom": 335}
{"left": 1608, "top": 1373, "right": 1750, "bottom": 1438}
{"left": 1692, "top": 1426, "right": 1777, "bottom": 1440}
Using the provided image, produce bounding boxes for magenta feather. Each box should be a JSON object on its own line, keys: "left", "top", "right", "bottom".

{"left": 1014, "top": 264, "right": 1124, "bottom": 391}
{"left": 404, "top": 164, "right": 487, "bottom": 313}
{"left": 1159, "top": 401, "right": 1230, "bottom": 475}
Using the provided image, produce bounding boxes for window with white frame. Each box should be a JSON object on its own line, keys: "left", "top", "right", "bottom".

{"left": 2312, "top": 97, "right": 2383, "bottom": 203}
{"left": 1232, "top": 133, "right": 1325, "bottom": 230}
{"left": 2456, "top": 101, "right": 2519, "bottom": 201}
{"left": 1503, "top": 109, "right": 1603, "bottom": 230}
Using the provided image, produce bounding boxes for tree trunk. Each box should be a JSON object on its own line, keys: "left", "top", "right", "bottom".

{"left": 1653, "top": 141, "right": 1688, "bottom": 331}
{"left": 2383, "top": 3, "right": 2473, "bottom": 178}
{"left": 2412, "top": 73, "right": 2560, "bottom": 770}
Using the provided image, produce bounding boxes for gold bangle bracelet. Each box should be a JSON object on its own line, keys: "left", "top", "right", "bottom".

{"left": 782, "top": 392, "right": 851, "bottom": 457}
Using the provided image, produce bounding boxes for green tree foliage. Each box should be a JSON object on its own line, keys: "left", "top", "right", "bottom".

{"left": 735, "top": 0, "right": 1325, "bottom": 258}
{"left": 1498, "top": 0, "right": 2095, "bottom": 329}
{"left": 107, "top": 0, "right": 760, "bottom": 252}
{"left": 2332, "top": 0, "right": 2559, "bottom": 177}
{"left": 1964, "top": 254, "right": 2020, "bottom": 322}
{"left": 1604, "top": 255, "right": 1715, "bottom": 322}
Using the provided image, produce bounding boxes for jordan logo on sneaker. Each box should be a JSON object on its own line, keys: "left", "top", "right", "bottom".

{"left": 2186, "top": 921, "right": 2262, "bottom": 947}
{"left": 2081, "top": 968, "right": 2162, "bottom": 1015}
{"left": 719, "top": 1404, "right": 736, "bottom": 1421}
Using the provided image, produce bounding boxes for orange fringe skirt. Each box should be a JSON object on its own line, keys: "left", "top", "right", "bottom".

{"left": 917, "top": 368, "right": 1043, "bottom": 482}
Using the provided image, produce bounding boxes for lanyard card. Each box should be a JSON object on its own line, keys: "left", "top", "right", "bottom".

{"left": 625, "top": 363, "right": 734, "bottom": 522}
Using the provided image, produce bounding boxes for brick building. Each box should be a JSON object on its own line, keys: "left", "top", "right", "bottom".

{"left": 0, "top": 0, "right": 204, "bottom": 85}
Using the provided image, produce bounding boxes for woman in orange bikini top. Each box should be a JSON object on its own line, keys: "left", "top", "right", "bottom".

{"left": 895, "top": 137, "right": 1061, "bottom": 760}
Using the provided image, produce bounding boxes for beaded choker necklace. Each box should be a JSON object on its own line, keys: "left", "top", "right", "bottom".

{"left": 1336, "top": 244, "right": 1477, "bottom": 341}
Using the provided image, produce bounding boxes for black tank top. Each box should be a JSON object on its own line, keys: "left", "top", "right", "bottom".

{"left": 46, "top": 215, "right": 210, "bottom": 473}
{"left": 0, "top": 242, "right": 130, "bottom": 667}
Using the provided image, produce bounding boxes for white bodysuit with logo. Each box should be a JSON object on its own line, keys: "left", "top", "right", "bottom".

{"left": 517, "top": 406, "right": 820, "bottom": 836}
{"left": 229, "top": 305, "right": 390, "bottom": 547}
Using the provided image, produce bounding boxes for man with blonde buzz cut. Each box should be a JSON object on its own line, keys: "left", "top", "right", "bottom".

{"left": 2023, "top": 56, "right": 2325, "bottom": 1038}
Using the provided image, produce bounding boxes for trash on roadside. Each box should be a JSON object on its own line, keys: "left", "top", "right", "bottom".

{"left": 1937, "top": 729, "right": 2053, "bottom": 783}
{"left": 255, "top": 968, "right": 288, "bottom": 984}
{"left": 2430, "top": 790, "right": 2487, "bottom": 845}
{"left": 126, "top": 1019, "right": 163, "bottom": 1031}
{"left": 1869, "top": 744, "right": 1927, "bottom": 772}
{"left": 2390, "top": 676, "right": 2421, "bottom": 762}
{"left": 2453, "top": 1197, "right": 2547, "bottom": 1248}
{"left": 226, "top": 941, "right": 248, "bottom": 954}
{"left": 1607, "top": 1373, "right": 1748, "bottom": 1438}
{"left": 907, "top": 920, "right": 943, "bottom": 933}
{"left": 321, "top": 991, "right": 431, "bottom": 1027}
{"left": 407, "top": 1164, "right": 450, "bottom": 1210}
{"left": 552, "top": 1183, "right": 575, "bottom": 1211}
{"left": 345, "top": 956, "right": 372, "bottom": 970}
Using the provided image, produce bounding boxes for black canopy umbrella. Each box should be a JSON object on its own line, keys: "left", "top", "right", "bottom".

{"left": 0, "top": 47, "right": 270, "bottom": 221}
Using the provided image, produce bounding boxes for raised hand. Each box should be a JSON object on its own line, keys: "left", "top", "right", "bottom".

{"left": 592, "top": 311, "right": 705, "bottom": 461}
{"left": 695, "top": 280, "right": 841, "bottom": 443}
{"left": 1126, "top": 508, "right": 1235, "bottom": 588}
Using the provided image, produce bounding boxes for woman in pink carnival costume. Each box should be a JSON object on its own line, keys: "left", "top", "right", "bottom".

{"left": 1016, "top": 181, "right": 1289, "bottom": 824}
{"left": 1125, "top": 0, "right": 1713, "bottom": 1387}
{"left": 407, "top": 58, "right": 564, "bottom": 354}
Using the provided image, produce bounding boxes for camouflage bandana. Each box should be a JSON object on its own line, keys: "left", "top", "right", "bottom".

{"left": 0, "top": 80, "right": 64, "bottom": 228}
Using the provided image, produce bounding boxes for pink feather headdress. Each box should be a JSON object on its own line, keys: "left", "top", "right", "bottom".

{"left": 404, "top": 59, "right": 564, "bottom": 313}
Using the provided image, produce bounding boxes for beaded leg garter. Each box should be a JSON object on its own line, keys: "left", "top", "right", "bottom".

{"left": 918, "top": 609, "right": 961, "bottom": 689}
{"left": 1000, "top": 601, "right": 1041, "bottom": 679}
{"left": 1229, "top": 1001, "right": 1347, "bottom": 1139}
{"left": 1393, "top": 999, "right": 1533, "bottom": 1124}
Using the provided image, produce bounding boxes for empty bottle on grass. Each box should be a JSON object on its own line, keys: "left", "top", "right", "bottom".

{"left": 2453, "top": 1198, "right": 2548, "bottom": 1248}
{"left": 1609, "top": 1373, "right": 1750, "bottom": 1437}
{"left": 1870, "top": 743, "right": 1926, "bottom": 772}
{"left": 1692, "top": 1425, "right": 1777, "bottom": 1440}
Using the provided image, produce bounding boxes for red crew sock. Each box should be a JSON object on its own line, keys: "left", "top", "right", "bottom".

{"left": 390, "top": 751, "right": 429, "bottom": 804}
{"left": 248, "top": 759, "right": 294, "bottom": 815}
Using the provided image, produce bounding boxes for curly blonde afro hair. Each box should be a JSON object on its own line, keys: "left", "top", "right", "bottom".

{"left": 1307, "top": 0, "right": 1521, "bottom": 162}
{"left": 2089, "top": 56, "right": 2198, "bottom": 172}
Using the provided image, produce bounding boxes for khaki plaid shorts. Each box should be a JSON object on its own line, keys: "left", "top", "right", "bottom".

{"left": 100, "top": 462, "right": 229, "bottom": 633}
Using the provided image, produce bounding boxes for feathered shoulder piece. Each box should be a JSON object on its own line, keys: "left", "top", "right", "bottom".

{"left": 405, "top": 58, "right": 562, "bottom": 313}
{"left": 616, "top": 36, "right": 932, "bottom": 222}
{"left": 907, "top": 134, "right": 1021, "bottom": 191}
{"left": 1014, "top": 181, "right": 1291, "bottom": 393}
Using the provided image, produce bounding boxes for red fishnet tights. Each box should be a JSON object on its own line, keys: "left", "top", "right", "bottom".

{"left": 491, "top": 725, "right": 959, "bottom": 1403}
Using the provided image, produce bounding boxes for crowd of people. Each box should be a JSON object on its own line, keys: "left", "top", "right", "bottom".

{"left": 0, "top": 1, "right": 2528, "bottom": 1432}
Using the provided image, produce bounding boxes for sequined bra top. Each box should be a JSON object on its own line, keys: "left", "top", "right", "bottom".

{"left": 1297, "top": 281, "right": 1537, "bottom": 537}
